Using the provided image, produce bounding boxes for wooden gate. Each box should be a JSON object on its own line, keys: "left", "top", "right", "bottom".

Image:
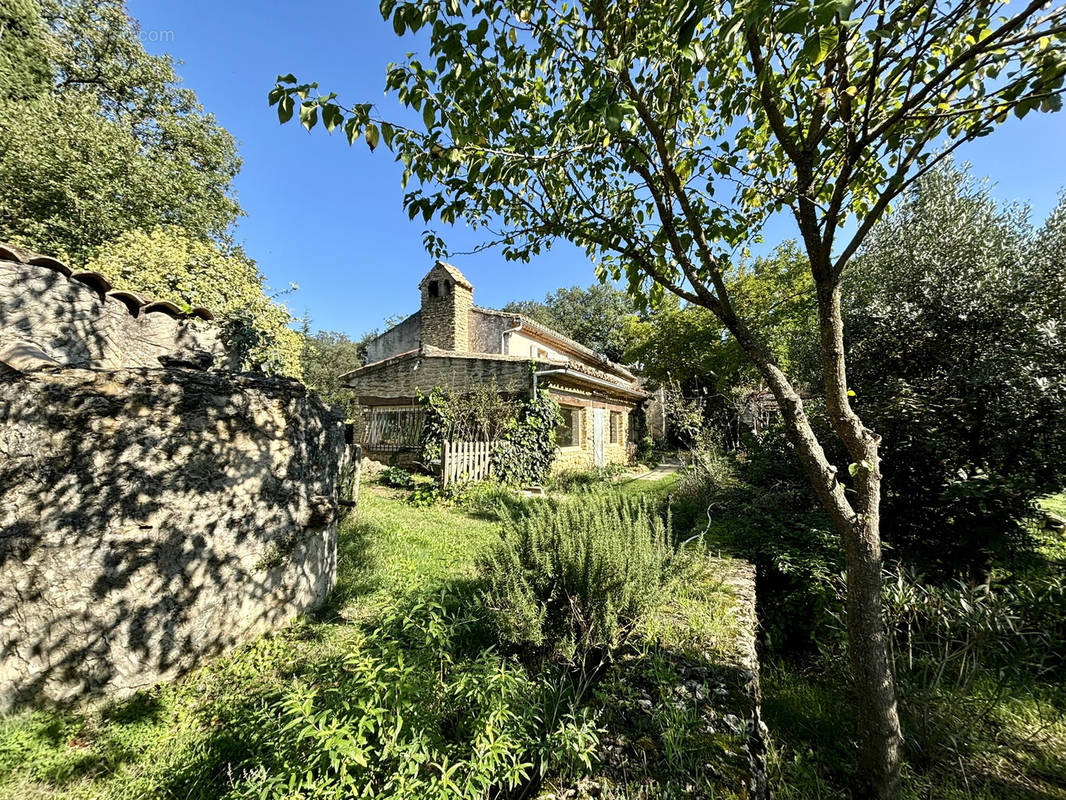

{"left": 441, "top": 440, "right": 496, "bottom": 486}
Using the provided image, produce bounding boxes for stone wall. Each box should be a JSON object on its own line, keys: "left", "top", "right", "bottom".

{"left": 349, "top": 349, "right": 537, "bottom": 402}
{"left": 365, "top": 312, "right": 420, "bottom": 364}
{"left": 0, "top": 247, "right": 227, "bottom": 372}
{"left": 0, "top": 368, "right": 347, "bottom": 710}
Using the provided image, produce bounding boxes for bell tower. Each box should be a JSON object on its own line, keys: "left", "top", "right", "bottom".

{"left": 418, "top": 260, "right": 473, "bottom": 352}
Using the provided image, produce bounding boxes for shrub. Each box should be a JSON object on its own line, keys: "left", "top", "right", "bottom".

{"left": 419, "top": 385, "right": 562, "bottom": 486}
{"left": 235, "top": 598, "right": 600, "bottom": 800}
{"left": 492, "top": 389, "right": 562, "bottom": 486}
{"left": 843, "top": 165, "right": 1066, "bottom": 576}
{"left": 379, "top": 466, "right": 414, "bottom": 489}
{"left": 549, "top": 464, "right": 628, "bottom": 492}
{"left": 478, "top": 494, "right": 676, "bottom": 667}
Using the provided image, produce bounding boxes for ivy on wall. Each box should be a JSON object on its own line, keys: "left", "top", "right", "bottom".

{"left": 418, "top": 380, "right": 562, "bottom": 486}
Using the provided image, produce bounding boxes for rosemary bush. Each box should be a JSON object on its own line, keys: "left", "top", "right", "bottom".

{"left": 478, "top": 494, "right": 676, "bottom": 666}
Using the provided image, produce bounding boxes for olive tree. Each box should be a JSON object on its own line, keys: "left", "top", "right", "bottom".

{"left": 271, "top": 1, "right": 1066, "bottom": 794}
{"left": 845, "top": 165, "right": 1066, "bottom": 577}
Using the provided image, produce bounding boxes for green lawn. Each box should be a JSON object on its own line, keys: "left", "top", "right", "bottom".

{"left": 1039, "top": 491, "right": 1066, "bottom": 519}
{"left": 0, "top": 479, "right": 753, "bottom": 799}
{"left": 0, "top": 487, "right": 502, "bottom": 799}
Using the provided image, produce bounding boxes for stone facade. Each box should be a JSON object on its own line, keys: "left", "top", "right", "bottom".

{"left": 0, "top": 368, "right": 348, "bottom": 710}
{"left": 0, "top": 244, "right": 228, "bottom": 372}
{"left": 551, "top": 390, "right": 634, "bottom": 470}
{"left": 351, "top": 347, "right": 537, "bottom": 404}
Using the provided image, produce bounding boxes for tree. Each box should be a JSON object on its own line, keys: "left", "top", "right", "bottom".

{"left": 300, "top": 326, "right": 375, "bottom": 417}
{"left": 844, "top": 164, "right": 1066, "bottom": 577}
{"left": 0, "top": 0, "right": 240, "bottom": 264}
{"left": 87, "top": 227, "right": 303, "bottom": 377}
{"left": 503, "top": 282, "right": 640, "bottom": 361}
{"left": 627, "top": 242, "right": 816, "bottom": 442}
{"left": 0, "top": 0, "right": 51, "bottom": 100}
{"left": 272, "top": 1, "right": 1066, "bottom": 794}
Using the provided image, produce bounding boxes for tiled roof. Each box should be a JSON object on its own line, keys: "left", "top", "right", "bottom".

{"left": 0, "top": 241, "right": 215, "bottom": 321}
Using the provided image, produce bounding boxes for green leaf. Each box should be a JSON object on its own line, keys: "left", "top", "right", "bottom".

{"left": 802, "top": 27, "right": 838, "bottom": 65}
{"left": 366, "top": 123, "right": 380, "bottom": 152}
{"left": 277, "top": 95, "right": 294, "bottom": 124}
{"left": 344, "top": 116, "right": 361, "bottom": 144}
{"left": 321, "top": 104, "right": 344, "bottom": 133}
{"left": 299, "top": 103, "right": 318, "bottom": 132}
{"left": 777, "top": 6, "right": 809, "bottom": 35}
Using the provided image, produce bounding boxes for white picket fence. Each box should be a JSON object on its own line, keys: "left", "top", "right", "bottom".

{"left": 441, "top": 440, "right": 497, "bottom": 486}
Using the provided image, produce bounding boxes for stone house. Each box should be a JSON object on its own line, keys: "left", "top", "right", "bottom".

{"left": 345, "top": 261, "right": 648, "bottom": 469}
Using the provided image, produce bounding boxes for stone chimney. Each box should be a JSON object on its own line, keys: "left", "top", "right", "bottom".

{"left": 418, "top": 260, "right": 473, "bottom": 352}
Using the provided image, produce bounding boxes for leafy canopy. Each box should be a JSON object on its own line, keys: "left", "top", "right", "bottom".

{"left": 300, "top": 327, "right": 374, "bottom": 417}
{"left": 843, "top": 165, "right": 1066, "bottom": 574}
{"left": 272, "top": 0, "right": 1065, "bottom": 309}
{"left": 0, "top": 0, "right": 51, "bottom": 100}
{"left": 503, "top": 283, "right": 641, "bottom": 362}
{"left": 1, "top": 0, "right": 240, "bottom": 264}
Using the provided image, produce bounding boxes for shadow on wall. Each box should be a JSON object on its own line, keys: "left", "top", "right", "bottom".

{"left": 0, "top": 367, "right": 347, "bottom": 711}
{"left": 0, "top": 243, "right": 224, "bottom": 372}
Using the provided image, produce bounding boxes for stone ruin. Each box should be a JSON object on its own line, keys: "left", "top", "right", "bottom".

{"left": 0, "top": 242, "right": 348, "bottom": 710}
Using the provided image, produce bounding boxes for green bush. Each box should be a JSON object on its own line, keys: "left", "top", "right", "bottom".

{"left": 231, "top": 598, "right": 600, "bottom": 800}
{"left": 549, "top": 464, "right": 628, "bottom": 492}
{"left": 379, "top": 466, "right": 415, "bottom": 489}
{"left": 842, "top": 165, "right": 1066, "bottom": 576}
{"left": 492, "top": 389, "right": 563, "bottom": 486}
{"left": 478, "top": 494, "right": 677, "bottom": 666}
{"left": 419, "top": 385, "right": 563, "bottom": 487}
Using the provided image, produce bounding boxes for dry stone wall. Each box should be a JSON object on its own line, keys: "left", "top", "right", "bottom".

{"left": 0, "top": 368, "right": 347, "bottom": 710}
{"left": 0, "top": 245, "right": 227, "bottom": 372}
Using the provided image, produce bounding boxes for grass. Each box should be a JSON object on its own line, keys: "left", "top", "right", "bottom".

{"left": 1039, "top": 492, "right": 1066, "bottom": 519}
{"left": 757, "top": 489, "right": 1066, "bottom": 799}
{"left": 0, "top": 476, "right": 753, "bottom": 799}
{"left": 762, "top": 658, "right": 1066, "bottom": 800}
{"left": 0, "top": 486, "right": 501, "bottom": 799}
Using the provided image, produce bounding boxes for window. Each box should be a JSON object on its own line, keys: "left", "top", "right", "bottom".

{"left": 609, "top": 410, "right": 622, "bottom": 444}
{"left": 365, "top": 407, "right": 426, "bottom": 451}
{"left": 556, "top": 405, "right": 582, "bottom": 448}
{"left": 428, "top": 280, "right": 440, "bottom": 298}
{"left": 532, "top": 346, "right": 549, "bottom": 359}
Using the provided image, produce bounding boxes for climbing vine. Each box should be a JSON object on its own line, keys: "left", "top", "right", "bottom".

{"left": 418, "top": 383, "right": 561, "bottom": 486}
{"left": 493, "top": 390, "right": 561, "bottom": 486}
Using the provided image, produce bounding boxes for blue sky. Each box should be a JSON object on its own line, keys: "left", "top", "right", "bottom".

{"left": 128, "top": 0, "right": 1066, "bottom": 340}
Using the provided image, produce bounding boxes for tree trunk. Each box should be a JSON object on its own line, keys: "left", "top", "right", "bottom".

{"left": 815, "top": 283, "right": 902, "bottom": 799}
{"left": 843, "top": 502, "right": 901, "bottom": 799}
{"left": 724, "top": 282, "right": 902, "bottom": 798}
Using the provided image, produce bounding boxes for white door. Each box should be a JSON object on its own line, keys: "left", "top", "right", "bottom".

{"left": 592, "top": 408, "right": 607, "bottom": 467}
